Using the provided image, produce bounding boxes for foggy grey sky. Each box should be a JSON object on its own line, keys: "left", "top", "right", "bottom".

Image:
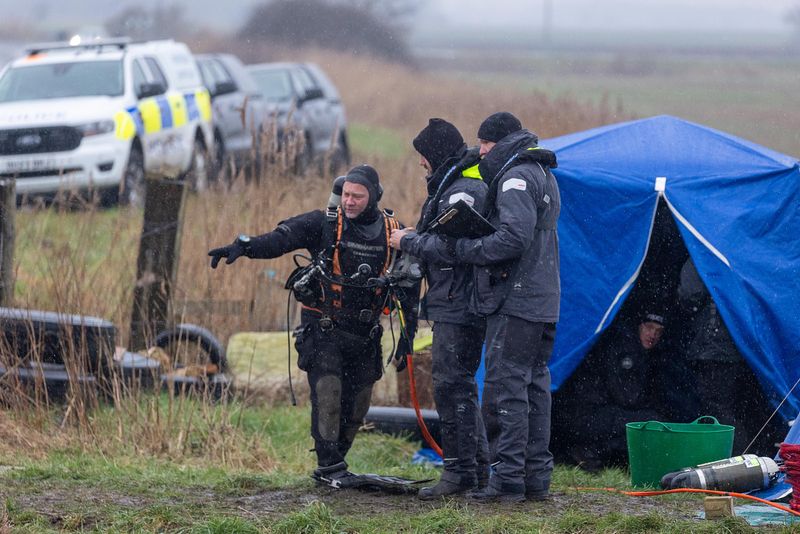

{"left": 5, "top": 0, "right": 797, "bottom": 35}
{"left": 421, "top": 0, "right": 796, "bottom": 32}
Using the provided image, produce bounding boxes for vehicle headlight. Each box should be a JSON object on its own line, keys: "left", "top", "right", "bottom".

{"left": 76, "top": 120, "right": 115, "bottom": 137}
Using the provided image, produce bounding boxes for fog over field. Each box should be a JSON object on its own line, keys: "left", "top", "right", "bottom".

{"left": 1, "top": 0, "right": 796, "bottom": 38}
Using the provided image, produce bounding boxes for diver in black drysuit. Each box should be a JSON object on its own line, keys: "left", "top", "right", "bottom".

{"left": 209, "top": 165, "right": 417, "bottom": 486}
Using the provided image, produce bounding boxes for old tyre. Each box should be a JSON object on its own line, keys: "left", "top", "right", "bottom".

{"left": 160, "top": 372, "right": 234, "bottom": 401}
{"left": 0, "top": 362, "right": 97, "bottom": 404}
{"left": 154, "top": 323, "right": 226, "bottom": 372}
{"left": 112, "top": 351, "right": 162, "bottom": 390}
{"left": 0, "top": 307, "right": 117, "bottom": 377}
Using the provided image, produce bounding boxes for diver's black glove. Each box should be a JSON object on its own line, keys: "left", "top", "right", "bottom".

{"left": 208, "top": 235, "right": 251, "bottom": 269}
{"left": 393, "top": 336, "right": 413, "bottom": 373}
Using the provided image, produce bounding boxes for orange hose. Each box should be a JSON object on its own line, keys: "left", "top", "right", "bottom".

{"left": 406, "top": 354, "right": 443, "bottom": 457}
{"left": 573, "top": 486, "right": 800, "bottom": 517}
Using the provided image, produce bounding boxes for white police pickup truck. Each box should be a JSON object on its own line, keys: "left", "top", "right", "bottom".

{"left": 0, "top": 38, "right": 213, "bottom": 205}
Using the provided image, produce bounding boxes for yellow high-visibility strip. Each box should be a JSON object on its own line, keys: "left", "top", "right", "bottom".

{"left": 138, "top": 99, "right": 161, "bottom": 134}
{"left": 167, "top": 92, "right": 187, "bottom": 127}
{"left": 114, "top": 110, "right": 136, "bottom": 140}
{"left": 461, "top": 163, "right": 482, "bottom": 180}
{"left": 195, "top": 89, "right": 212, "bottom": 122}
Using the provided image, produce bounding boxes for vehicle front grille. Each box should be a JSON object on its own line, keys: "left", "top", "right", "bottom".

{"left": 0, "top": 167, "right": 82, "bottom": 179}
{"left": 0, "top": 127, "right": 82, "bottom": 155}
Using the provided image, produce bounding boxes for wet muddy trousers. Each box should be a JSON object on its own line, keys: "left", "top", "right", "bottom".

{"left": 431, "top": 322, "right": 490, "bottom": 486}
{"left": 296, "top": 322, "right": 383, "bottom": 468}
{"left": 482, "top": 315, "right": 556, "bottom": 493}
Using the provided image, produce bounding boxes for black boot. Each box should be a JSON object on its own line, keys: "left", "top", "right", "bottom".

{"left": 525, "top": 478, "right": 550, "bottom": 501}
{"left": 476, "top": 464, "right": 490, "bottom": 490}
{"left": 468, "top": 480, "right": 525, "bottom": 503}
{"left": 417, "top": 477, "right": 476, "bottom": 500}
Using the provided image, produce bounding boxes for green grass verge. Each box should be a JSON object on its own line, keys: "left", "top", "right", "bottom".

{"left": 348, "top": 122, "right": 410, "bottom": 160}
{"left": 1, "top": 401, "right": 765, "bottom": 533}
{"left": 450, "top": 54, "right": 800, "bottom": 158}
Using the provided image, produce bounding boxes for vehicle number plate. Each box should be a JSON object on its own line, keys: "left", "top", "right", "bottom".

{"left": 3, "top": 158, "right": 56, "bottom": 172}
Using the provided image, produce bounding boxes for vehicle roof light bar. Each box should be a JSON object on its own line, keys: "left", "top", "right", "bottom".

{"left": 26, "top": 37, "right": 131, "bottom": 55}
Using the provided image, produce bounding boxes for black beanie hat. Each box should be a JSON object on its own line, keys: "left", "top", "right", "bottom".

{"left": 477, "top": 112, "right": 522, "bottom": 143}
{"left": 344, "top": 164, "right": 382, "bottom": 206}
{"left": 643, "top": 312, "right": 666, "bottom": 326}
{"left": 412, "top": 118, "right": 465, "bottom": 172}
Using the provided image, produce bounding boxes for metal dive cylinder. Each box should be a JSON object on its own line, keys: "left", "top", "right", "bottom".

{"left": 660, "top": 454, "right": 781, "bottom": 492}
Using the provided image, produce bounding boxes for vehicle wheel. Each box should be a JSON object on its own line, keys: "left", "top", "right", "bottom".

{"left": 210, "top": 132, "right": 228, "bottom": 185}
{"left": 329, "top": 130, "right": 351, "bottom": 173}
{"left": 120, "top": 145, "right": 145, "bottom": 208}
{"left": 154, "top": 323, "right": 226, "bottom": 372}
{"left": 185, "top": 137, "right": 210, "bottom": 192}
{"left": 294, "top": 131, "right": 314, "bottom": 175}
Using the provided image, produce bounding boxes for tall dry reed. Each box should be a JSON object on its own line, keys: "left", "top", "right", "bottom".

{"left": 1, "top": 48, "right": 621, "bottom": 462}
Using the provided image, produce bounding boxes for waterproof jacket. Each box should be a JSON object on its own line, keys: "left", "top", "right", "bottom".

{"left": 402, "top": 147, "right": 487, "bottom": 325}
{"left": 562, "top": 327, "right": 659, "bottom": 410}
{"left": 678, "top": 259, "right": 740, "bottom": 363}
{"left": 460, "top": 129, "right": 561, "bottom": 323}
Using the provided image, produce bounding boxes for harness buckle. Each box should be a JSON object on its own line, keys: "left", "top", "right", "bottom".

{"left": 369, "top": 324, "right": 383, "bottom": 340}
{"left": 358, "top": 309, "right": 374, "bottom": 324}
{"left": 318, "top": 316, "right": 334, "bottom": 333}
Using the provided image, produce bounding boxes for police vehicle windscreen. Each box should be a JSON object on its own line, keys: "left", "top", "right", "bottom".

{"left": 0, "top": 60, "right": 123, "bottom": 102}
{"left": 249, "top": 69, "right": 293, "bottom": 101}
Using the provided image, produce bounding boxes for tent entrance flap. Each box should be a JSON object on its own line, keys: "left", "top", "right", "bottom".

{"left": 595, "top": 196, "right": 660, "bottom": 334}
{"left": 662, "top": 193, "right": 730, "bottom": 268}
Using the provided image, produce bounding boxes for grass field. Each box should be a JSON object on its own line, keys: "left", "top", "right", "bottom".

{"left": 432, "top": 51, "right": 800, "bottom": 157}
{"left": 3, "top": 44, "right": 799, "bottom": 532}
{"left": 0, "top": 404, "right": 764, "bottom": 533}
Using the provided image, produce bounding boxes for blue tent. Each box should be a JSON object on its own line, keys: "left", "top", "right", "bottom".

{"left": 542, "top": 115, "right": 800, "bottom": 420}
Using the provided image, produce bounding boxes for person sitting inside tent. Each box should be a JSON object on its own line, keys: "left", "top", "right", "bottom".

{"left": 553, "top": 312, "right": 667, "bottom": 472}
{"left": 676, "top": 257, "right": 759, "bottom": 453}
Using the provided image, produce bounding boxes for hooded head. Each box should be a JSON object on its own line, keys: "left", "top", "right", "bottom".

{"left": 343, "top": 164, "right": 382, "bottom": 222}
{"left": 412, "top": 118, "right": 466, "bottom": 173}
{"left": 639, "top": 312, "right": 666, "bottom": 350}
{"left": 478, "top": 111, "right": 522, "bottom": 147}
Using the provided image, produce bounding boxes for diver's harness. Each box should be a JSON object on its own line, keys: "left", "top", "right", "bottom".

{"left": 283, "top": 206, "right": 420, "bottom": 404}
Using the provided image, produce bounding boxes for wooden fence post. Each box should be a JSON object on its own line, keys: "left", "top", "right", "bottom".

{"left": 129, "top": 179, "right": 187, "bottom": 351}
{"left": 0, "top": 179, "right": 15, "bottom": 307}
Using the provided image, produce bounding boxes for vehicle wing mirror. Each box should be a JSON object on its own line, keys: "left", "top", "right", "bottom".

{"left": 299, "top": 87, "right": 324, "bottom": 105}
{"left": 137, "top": 82, "right": 166, "bottom": 99}
{"left": 212, "top": 80, "right": 237, "bottom": 98}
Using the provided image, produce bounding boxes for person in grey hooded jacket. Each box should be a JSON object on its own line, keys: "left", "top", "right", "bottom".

{"left": 390, "top": 118, "right": 489, "bottom": 499}
{"left": 393, "top": 112, "right": 561, "bottom": 502}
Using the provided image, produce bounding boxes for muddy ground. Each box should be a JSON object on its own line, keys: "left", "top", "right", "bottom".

{"left": 2, "top": 481, "right": 705, "bottom": 528}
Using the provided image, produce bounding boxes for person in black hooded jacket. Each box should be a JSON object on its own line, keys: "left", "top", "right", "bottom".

{"left": 208, "top": 164, "right": 417, "bottom": 488}
{"left": 553, "top": 313, "right": 666, "bottom": 471}
{"left": 395, "top": 112, "right": 560, "bottom": 502}
{"left": 390, "top": 118, "right": 489, "bottom": 499}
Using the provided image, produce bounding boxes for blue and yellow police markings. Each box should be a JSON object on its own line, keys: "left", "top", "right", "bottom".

{"left": 113, "top": 89, "right": 211, "bottom": 141}
{"left": 167, "top": 93, "right": 187, "bottom": 128}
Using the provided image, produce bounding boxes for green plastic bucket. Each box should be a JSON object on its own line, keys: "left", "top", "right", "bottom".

{"left": 626, "top": 416, "right": 734, "bottom": 487}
